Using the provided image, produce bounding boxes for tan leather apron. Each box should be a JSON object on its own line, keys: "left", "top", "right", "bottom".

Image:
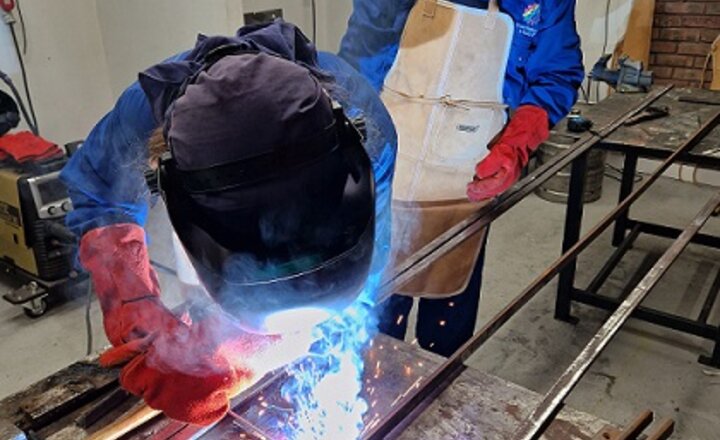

{"left": 382, "top": 0, "right": 514, "bottom": 297}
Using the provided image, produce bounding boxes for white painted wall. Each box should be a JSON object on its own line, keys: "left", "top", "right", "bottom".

{"left": 575, "top": 0, "right": 635, "bottom": 102}
{"left": 0, "top": 0, "right": 113, "bottom": 144}
{"left": 95, "top": 0, "right": 245, "bottom": 98}
{"left": 0, "top": 0, "right": 651, "bottom": 147}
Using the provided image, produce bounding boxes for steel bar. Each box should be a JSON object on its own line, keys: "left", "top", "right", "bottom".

{"left": 363, "top": 87, "right": 676, "bottom": 440}
{"left": 377, "top": 85, "right": 672, "bottom": 303}
{"left": 586, "top": 225, "right": 641, "bottom": 294}
{"left": 697, "top": 267, "right": 720, "bottom": 324}
{"left": 512, "top": 191, "right": 720, "bottom": 440}
{"left": 629, "top": 220, "right": 720, "bottom": 249}
{"left": 571, "top": 289, "right": 718, "bottom": 340}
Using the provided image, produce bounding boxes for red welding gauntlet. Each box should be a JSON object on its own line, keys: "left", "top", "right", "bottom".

{"left": 81, "top": 224, "right": 294, "bottom": 425}
{"left": 79, "top": 224, "right": 181, "bottom": 346}
{"left": 467, "top": 105, "right": 550, "bottom": 201}
{"left": 99, "top": 313, "right": 283, "bottom": 425}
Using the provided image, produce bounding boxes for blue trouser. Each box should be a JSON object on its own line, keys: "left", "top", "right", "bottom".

{"left": 378, "top": 235, "right": 487, "bottom": 357}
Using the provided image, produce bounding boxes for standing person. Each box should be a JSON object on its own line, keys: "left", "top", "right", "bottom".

{"left": 339, "top": 0, "right": 584, "bottom": 357}
{"left": 60, "top": 22, "right": 396, "bottom": 425}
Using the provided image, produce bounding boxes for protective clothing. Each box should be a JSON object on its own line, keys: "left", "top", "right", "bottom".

{"left": 61, "top": 22, "right": 397, "bottom": 422}
{"left": 145, "top": 44, "right": 376, "bottom": 335}
{"left": 379, "top": 0, "right": 510, "bottom": 297}
{"left": 339, "top": 0, "right": 584, "bottom": 126}
{"left": 79, "top": 224, "right": 180, "bottom": 346}
{"left": 341, "top": 0, "right": 583, "bottom": 353}
{"left": 467, "top": 104, "right": 549, "bottom": 201}
{"left": 99, "top": 313, "right": 271, "bottom": 426}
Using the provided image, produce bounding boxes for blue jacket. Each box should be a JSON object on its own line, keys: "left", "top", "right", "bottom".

{"left": 338, "top": 0, "right": 584, "bottom": 125}
{"left": 60, "top": 23, "right": 397, "bottom": 277}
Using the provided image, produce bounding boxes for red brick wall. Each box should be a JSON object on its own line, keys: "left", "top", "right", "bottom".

{"left": 651, "top": 0, "right": 720, "bottom": 87}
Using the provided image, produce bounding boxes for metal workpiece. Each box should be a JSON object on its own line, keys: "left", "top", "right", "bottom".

{"left": 513, "top": 191, "right": 720, "bottom": 439}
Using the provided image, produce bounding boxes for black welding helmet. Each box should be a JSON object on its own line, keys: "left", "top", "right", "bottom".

{"left": 155, "top": 49, "right": 375, "bottom": 334}
{"left": 0, "top": 90, "right": 20, "bottom": 136}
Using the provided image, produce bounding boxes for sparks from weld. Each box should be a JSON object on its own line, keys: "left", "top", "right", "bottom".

{"left": 439, "top": 320, "right": 447, "bottom": 327}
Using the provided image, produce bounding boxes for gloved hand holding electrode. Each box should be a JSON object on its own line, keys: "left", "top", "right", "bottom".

{"left": 61, "top": 22, "right": 396, "bottom": 426}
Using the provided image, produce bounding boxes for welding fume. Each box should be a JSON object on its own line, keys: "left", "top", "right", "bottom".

{"left": 55, "top": 0, "right": 585, "bottom": 433}
{"left": 61, "top": 22, "right": 396, "bottom": 426}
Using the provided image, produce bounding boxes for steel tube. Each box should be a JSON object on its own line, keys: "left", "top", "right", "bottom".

{"left": 512, "top": 191, "right": 720, "bottom": 440}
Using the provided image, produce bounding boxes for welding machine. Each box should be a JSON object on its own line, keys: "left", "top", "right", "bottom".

{"left": 0, "top": 152, "right": 83, "bottom": 317}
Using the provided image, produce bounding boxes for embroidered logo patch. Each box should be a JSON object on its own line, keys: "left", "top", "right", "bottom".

{"left": 522, "top": 3, "right": 541, "bottom": 27}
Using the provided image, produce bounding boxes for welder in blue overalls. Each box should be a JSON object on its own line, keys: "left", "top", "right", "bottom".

{"left": 339, "top": 0, "right": 584, "bottom": 357}
{"left": 60, "top": 22, "right": 397, "bottom": 425}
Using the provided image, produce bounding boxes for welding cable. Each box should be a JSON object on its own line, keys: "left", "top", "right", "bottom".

{"left": 311, "top": 0, "right": 317, "bottom": 43}
{"left": 596, "top": 0, "right": 612, "bottom": 102}
{"left": 150, "top": 259, "right": 178, "bottom": 277}
{"left": 8, "top": 21, "right": 37, "bottom": 132}
{"left": 15, "top": 0, "right": 26, "bottom": 54}
{"left": 85, "top": 279, "right": 93, "bottom": 356}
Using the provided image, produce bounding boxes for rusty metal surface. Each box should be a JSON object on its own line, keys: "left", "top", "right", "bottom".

{"left": 125, "top": 335, "right": 608, "bottom": 440}
{"left": 0, "top": 358, "right": 117, "bottom": 433}
{"left": 556, "top": 88, "right": 720, "bottom": 159}
{"left": 0, "top": 336, "right": 613, "bottom": 440}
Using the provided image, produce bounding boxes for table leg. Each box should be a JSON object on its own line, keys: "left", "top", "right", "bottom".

{"left": 613, "top": 152, "right": 639, "bottom": 246}
{"left": 555, "top": 152, "right": 588, "bottom": 324}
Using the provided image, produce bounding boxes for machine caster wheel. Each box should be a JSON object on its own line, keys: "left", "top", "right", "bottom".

{"left": 23, "top": 297, "right": 49, "bottom": 319}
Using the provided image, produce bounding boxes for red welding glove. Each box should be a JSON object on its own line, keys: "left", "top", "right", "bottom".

{"left": 99, "top": 313, "right": 285, "bottom": 426}
{"left": 79, "top": 223, "right": 181, "bottom": 346}
{"left": 467, "top": 105, "right": 550, "bottom": 201}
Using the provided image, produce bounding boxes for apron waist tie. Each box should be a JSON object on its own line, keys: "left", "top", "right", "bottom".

{"left": 383, "top": 86, "right": 508, "bottom": 112}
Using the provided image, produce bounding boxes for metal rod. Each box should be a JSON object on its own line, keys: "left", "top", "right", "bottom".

{"left": 572, "top": 289, "right": 718, "bottom": 340}
{"left": 377, "top": 86, "right": 673, "bottom": 303}
{"left": 586, "top": 225, "right": 641, "bottom": 294}
{"left": 362, "top": 86, "right": 675, "bottom": 440}
{"left": 698, "top": 269, "right": 720, "bottom": 329}
{"left": 512, "top": 191, "right": 720, "bottom": 440}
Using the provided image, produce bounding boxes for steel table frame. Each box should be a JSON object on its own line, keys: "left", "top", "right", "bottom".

{"left": 554, "top": 94, "right": 720, "bottom": 368}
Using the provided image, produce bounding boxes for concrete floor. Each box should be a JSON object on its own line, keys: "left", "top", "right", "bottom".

{"left": 1, "top": 169, "right": 719, "bottom": 438}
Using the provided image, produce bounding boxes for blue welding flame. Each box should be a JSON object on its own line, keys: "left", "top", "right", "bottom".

{"left": 279, "top": 278, "right": 379, "bottom": 439}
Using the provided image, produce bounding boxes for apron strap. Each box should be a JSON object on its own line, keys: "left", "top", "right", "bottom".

{"left": 423, "top": 0, "right": 437, "bottom": 18}
{"left": 423, "top": 0, "right": 500, "bottom": 25}
{"left": 486, "top": 0, "right": 499, "bottom": 30}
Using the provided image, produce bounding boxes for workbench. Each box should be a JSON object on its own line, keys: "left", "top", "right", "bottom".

{"left": 0, "top": 335, "right": 613, "bottom": 440}
{"left": 551, "top": 87, "right": 720, "bottom": 367}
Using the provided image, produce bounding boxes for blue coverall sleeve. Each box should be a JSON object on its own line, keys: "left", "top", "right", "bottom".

{"left": 337, "top": 0, "right": 415, "bottom": 92}
{"left": 60, "top": 82, "right": 156, "bottom": 238}
{"left": 317, "top": 51, "right": 397, "bottom": 291}
{"left": 518, "top": 0, "right": 584, "bottom": 125}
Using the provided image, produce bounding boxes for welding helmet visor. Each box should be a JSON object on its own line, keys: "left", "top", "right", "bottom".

{"left": 156, "top": 51, "right": 375, "bottom": 334}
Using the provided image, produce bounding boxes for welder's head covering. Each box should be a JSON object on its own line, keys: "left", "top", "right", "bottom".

{"left": 150, "top": 25, "right": 375, "bottom": 335}
{"left": 167, "top": 52, "right": 335, "bottom": 171}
